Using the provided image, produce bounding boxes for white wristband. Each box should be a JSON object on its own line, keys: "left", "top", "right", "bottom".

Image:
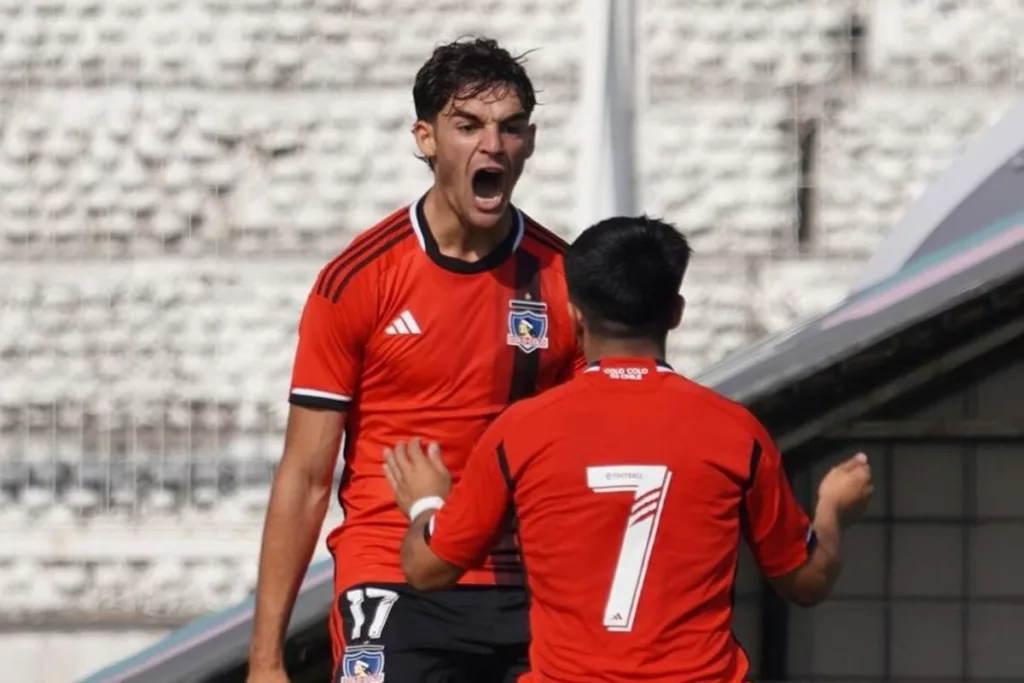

{"left": 408, "top": 496, "right": 445, "bottom": 521}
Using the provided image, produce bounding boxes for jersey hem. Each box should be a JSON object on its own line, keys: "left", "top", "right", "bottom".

{"left": 332, "top": 562, "right": 521, "bottom": 590}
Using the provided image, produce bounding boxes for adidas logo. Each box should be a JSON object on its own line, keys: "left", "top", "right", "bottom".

{"left": 385, "top": 310, "right": 422, "bottom": 336}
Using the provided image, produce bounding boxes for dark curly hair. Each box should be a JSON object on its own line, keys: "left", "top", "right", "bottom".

{"left": 565, "top": 216, "right": 692, "bottom": 340}
{"left": 413, "top": 37, "right": 537, "bottom": 122}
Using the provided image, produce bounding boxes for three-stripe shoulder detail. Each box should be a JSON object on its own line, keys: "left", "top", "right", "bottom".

{"left": 522, "top": 218, "right": 570, "bottom": 255}
{"left": 314, "top": 211, "right": 414, "bottom": 303}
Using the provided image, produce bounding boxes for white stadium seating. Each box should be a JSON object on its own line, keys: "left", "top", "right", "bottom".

{"left": 0, "top": 0, "right": 583, "bottom": 90}
{"left": 0, "top": 92, "right": 578, "bottom": 255}
{"left": 638, "top": 97, "right": 800, "bottom": 255}
{"left": 867, "top": 0, "right": 1024, "bottom": 87}
{"left": 0, "top": 261, "right": 309, "bottom": 438}
{"left": 816, "top": 87, "right": 1013, "bottom": 255}
{"left": 643, "top": 0, "right": 858, "bottom": 92}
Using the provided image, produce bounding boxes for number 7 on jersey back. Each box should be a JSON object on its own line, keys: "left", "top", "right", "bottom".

{"left": 587, "top": 465, "right": 673, "bottom": 633}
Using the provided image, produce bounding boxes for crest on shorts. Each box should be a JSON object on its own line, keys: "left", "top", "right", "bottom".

{"left": 507, "top": 298, "right": 549, "bottom": 354}
{"left": 339, "top": 645, "right": 385, "bottom": 683}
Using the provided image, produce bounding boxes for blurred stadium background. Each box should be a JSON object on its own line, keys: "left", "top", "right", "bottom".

{"left": 2, "top": 0, "right": 1024, "bottom": 681}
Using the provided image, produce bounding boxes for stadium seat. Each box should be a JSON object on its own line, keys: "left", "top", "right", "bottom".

{"left": 644, "top": 0, "right": 857, "bottom": 91}
{"left": 0, "top": 93, "right": 576, "bottom": 255}
{"left": 0, "top": 0, "right": 582, "bottom": 90}
{"left": 816, "top": 88, "right": 1013, "bottom": 256}
{"left": 639, "top": 97, "right": 800, "bottom": 256}
{"left": 0, "top": 262, "right": 310, "bottom": 457}
{"left": 867, "top": 0, "right": 1024, "bottom": 87}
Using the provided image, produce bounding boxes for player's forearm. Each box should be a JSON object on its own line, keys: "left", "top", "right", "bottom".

{"left": 789, "top": 501, "right": 844, "bottom": 607}
{"left": 401, "top": 513, "right": 465, "bottom": 591}
{"left": 250, "top": 466, "right": 333, "bottom": 669}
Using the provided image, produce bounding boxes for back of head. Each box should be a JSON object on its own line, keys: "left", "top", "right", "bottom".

{"left": 564, "top": 216, "right": 692, "bottom": 339}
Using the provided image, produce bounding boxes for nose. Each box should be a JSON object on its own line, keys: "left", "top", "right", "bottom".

{"left": 479, "top": 124, "right": 502, "bottom": 154}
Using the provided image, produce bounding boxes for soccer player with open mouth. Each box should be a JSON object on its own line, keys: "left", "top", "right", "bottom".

{"left": 246, "top": 37, "right": 586, "bottom": 683}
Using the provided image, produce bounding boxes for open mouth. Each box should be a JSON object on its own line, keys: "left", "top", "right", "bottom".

{"left": 471, "top": 168, "right": 506, "bottom": 209}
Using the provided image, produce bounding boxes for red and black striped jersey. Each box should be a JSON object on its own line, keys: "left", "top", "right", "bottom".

{"left": 289, "top": 195, "right": 586, "bottom": 588}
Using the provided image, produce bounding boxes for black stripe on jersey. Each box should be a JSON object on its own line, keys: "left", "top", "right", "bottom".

{"left": 522, "top": 231, "right": 564, "bottom": 257}
{"left": 743, "top": 439, "right": 762, "bottom": 493}
{"left": 316, "top": 210, "right": 409, "bottom": 294}
{"left": 738, "top": 439, "right": 761, "bottom": 537}
{"left": 316, "top": 212, "right": 411, "bottom": 298}
{"left": 493, "top": 444, "right": 512, "bottom": 491}
{"left": 732, "top": 439, "right": 761, "bottom": 681}
{"left": 522, "top": 228, "right": 566, "bottom": 256}
{"left": 495, "top": 441, "right": 529, "bottom": 587}
{"left": 288, "top": 393, "right": 351, "bottom": 411}
{"left": 523, "top": 221, "right": 569, "bottom": 253}
{"left": 336, "top": 424, "right": 355, "bottom": 511}
{"left": 506, "top": 250, "right": 543, "bottom": 403}
{"left": 330, "top": 227, "right": 415, "bottom": 303}
{"left": 531, "top": 220, "right": 570, "bottom": 248}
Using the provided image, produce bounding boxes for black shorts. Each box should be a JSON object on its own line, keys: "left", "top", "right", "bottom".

{"left": 332, "top": 582, "right": 530, "bottom": 683}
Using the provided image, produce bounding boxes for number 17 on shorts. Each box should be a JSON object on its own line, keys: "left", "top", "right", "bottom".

{"left": 337, "top": 587, "right": 399, "bottom": 683}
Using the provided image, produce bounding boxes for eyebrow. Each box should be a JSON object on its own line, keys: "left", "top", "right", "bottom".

{"left": 449, "top": 108, "right": 529, "bottom": 125}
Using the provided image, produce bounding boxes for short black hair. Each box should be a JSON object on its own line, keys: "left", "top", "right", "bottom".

{"left": 564, "top": 216, "right": 692, "bottom": 340}
{"left": 413, "top": 37, "right": 537, "bottom": 122}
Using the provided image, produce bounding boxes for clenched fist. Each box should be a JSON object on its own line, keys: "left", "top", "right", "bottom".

{"left": 817, "top": 452, "right": 874, "bottom": 526}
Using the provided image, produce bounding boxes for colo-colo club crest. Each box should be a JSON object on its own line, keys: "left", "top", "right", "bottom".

{"left": 339, "top": 645, "right": 385, "bottom": 683}
{"left": 507, "top": 298, "right": 549, "bottom": 354}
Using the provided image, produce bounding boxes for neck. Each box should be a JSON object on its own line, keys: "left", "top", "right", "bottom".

{"left": 583, "top": 336, "right": 667, "bottom": 364}
{"left": 423, "top": 186, "right": 513, "bottom": 261}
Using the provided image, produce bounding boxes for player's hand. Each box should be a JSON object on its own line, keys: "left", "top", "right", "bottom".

{"left": 817, "top": 452, "right": 874, "bottom": 526}
{"left": 382, "top": 438, "right": 452, "bottom": 517}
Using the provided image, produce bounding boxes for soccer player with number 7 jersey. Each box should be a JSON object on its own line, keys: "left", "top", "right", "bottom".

{"left": 384, "top": 216, "right": 875, "bottom": 683}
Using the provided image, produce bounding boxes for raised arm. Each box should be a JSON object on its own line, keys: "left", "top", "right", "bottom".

{"left": 771, "top": 453, "right": 873, "bottom": 607}
{"left": 741, "top": 426, "right": 872, "bottom": 608}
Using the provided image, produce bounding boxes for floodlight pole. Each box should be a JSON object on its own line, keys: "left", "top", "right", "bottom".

{"left": 576, "top": 0, "right": 636, "bottom": 235}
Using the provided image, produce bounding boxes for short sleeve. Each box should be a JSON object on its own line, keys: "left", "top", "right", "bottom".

{"left": 288, "top": 272, "right": 376, "bottom": 411}
{"left": 742, "top": 430, "right": 813, "bottom": 578}
{"left": 428, "top": 418, "right": 514, "bottom": 569}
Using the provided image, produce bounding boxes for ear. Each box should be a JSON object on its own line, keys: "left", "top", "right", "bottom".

{"left": 566, "top": 301, "right": 584, "bottom": 334}
{"left": 669, "top": 295, "right": 685, "bottom": 331}
{"left": 412, "top": 119, "right": 437, "bottom": 163}
{"left": 524, "top": 123, "right": 537, "bottom": 160}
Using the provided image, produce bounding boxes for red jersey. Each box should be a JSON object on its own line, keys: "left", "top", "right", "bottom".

{"left": 428, "top": 357, "right": 812, "bottom": 683}
{"left": 288, "top": 196, "right": 585, "bottom": 591}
